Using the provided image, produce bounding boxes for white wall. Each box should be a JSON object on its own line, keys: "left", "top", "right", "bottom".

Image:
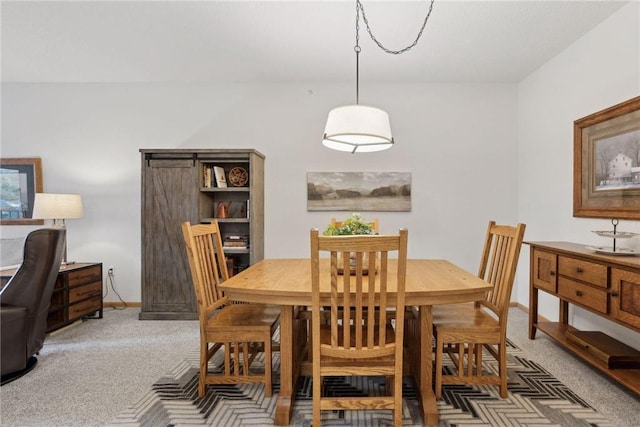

{"left": 517, "top": 2, "right": 640, "bottom": 348}
{"left": 1, "top": 82, "right": 519, "bottom": 302}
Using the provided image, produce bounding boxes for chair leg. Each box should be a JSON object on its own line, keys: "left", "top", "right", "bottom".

{"left": 435, "top": 334, "right": 443, "bottom": 399}
{"left": 313, "top": 375, "right": 321, "bottom": 426}
{"left": 265, "top": 335, "right": 272, "bottom": 397}
{"left": 476, "top": 344, "right": 482, "bottom": 377}
{"left": 499, "top": 343, "right": 508, "bottom": 398}
{"left": 199, "top": 342, "right": 208, "bottom": 398}
{"left": 393, "top": 373, "right": 402, "bottom": 427}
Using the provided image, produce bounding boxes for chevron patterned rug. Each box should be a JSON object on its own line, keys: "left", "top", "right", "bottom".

{"left": 108, "top": 339, "right": 612, "bottom": 427}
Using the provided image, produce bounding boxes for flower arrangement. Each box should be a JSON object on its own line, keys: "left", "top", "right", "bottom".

{"left": 323, "top": 213, "right": 377, "bottom": 236}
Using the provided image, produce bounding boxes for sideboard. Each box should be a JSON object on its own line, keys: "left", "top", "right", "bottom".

{"left": 1, "top": 262, "right": 103, "bottom": 332}
{"left": 527, "top": 241, "right": 640, "bottom": 395}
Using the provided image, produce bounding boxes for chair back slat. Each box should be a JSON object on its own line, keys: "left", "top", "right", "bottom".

{"left": 478, "top": 221, "right": 526, "bottom": 319}
{"left": 311, "top": 229, "right": 408, "bottom": 359}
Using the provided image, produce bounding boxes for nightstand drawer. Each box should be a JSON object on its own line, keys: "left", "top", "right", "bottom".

{"left": 69, "top": 296, "right": 102, "bottom": 319}
{"left": 68, "top": 265, "right": 102, "bottom": 287}
{"left": 558, "top": 277, "right": 608, "bottom": 313}
{"left": 69, "top": 281, "right": 102, "bottom": 304}
{"left": 559, "top": 257, "right": 607, "bottom": 288}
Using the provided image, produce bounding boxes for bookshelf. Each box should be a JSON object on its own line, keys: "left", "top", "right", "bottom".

{"left": 139, "top": 149, "right": 264, "bottom": 320}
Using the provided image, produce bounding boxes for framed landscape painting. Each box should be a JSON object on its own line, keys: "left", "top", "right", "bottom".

{"left": 574, "top": 96, "right": 640, "bottom": 220}
{"left": 0, "top": 157, "right": 44, "bottom": 225}
{"left": 307, "top": 172, "right": 411, "bottom": 212}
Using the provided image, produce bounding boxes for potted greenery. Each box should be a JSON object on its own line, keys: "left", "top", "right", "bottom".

{"left": 323, "top": 213, "right": 377, "bottom": 273}
{"left": 323, "top": 213, "right": 377, "bottom": 236}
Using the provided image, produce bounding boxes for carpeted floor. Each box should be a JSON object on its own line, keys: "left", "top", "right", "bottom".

{"left": 2, "top": 308, "right": 638, "bottom": 427}
{"left": 107, "top": 338, "right": 615, "bottom": 426}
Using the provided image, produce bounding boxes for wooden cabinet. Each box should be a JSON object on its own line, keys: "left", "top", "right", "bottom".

{"left": 527, "top": 242, "right": 640, "bottom": 395}
{"left": 139, "top": 149, "right": 264, "bottom": 320}
{"left": 1, "top": 262, "right": 103, "bottom": 332}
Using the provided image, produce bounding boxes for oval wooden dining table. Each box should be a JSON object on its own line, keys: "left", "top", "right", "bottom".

{"left": 219, "top": 258, "right": 492, "bottom": 426}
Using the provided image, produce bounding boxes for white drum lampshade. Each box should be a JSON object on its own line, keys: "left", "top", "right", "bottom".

{"left": 322, "top": 105, "right": 394, "bottom": 154}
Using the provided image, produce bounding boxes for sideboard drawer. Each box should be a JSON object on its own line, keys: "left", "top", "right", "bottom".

{"left": 69, "top": 281, "right": 102, "bottom": 304}
{"left": 67, "top": 265, "right": 102, "bottom": 287}
{"left": 558, "top": 257, "right": 607, "bottom": 288}
{"left": 69, "top": 296, "right": 102, "bottom": 318}
{"left": 558, "top": 277, "right": 608, "bottom": 313}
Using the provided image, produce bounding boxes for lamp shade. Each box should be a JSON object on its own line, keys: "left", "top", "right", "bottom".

{"left": 322, "top": 105, "right": 394, "bottom": 153}
{"left": 32, "top": 193, "right": 83, "bottom": 220}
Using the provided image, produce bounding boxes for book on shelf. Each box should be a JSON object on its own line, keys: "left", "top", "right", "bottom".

{"left": 213, "top": 166, "right": 227, "bottom": 188}
{"left": 223, "top": 235, "right": 249, "bottom": 249}
{"left": 203, "top": 166, "right": 212, "bottom": 188}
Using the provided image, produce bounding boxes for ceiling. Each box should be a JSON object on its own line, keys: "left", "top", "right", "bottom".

{"left": 0, "top": 0, "right": 628, "bottom": 84}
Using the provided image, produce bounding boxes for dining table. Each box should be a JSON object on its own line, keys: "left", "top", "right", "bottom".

{"left": 219, "top": 258, "right": 492, "bottom": 426}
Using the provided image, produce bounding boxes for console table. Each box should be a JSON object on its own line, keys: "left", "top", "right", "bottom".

{"left": 527, "top": 242, "right": 640, "bottom": 395}
{"left": 1, "top": 262, "right": 103, "bottom": 332}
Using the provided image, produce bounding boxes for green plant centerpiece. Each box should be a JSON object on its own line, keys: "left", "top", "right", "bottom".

{"left": 323, "top": 213, "right": 376, "bottom": 236}
{"left": 323, "top": 213, "right": 377, "bottom": 274}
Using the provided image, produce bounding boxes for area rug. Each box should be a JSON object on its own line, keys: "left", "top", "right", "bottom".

{"left": 108, "top": 339, "right": 613, "bottom": 427}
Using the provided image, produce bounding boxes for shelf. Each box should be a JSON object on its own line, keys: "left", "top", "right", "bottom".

{"left": 223, "top": 247, "right": 250, "bottom": 254}
{"left": 201, "top": 218, "right": 249, "bottom": 223}
{"left": 200, "top": 187, "right": 250, "bottom": 192}
{"left": 535, "top": 321, "right": 640, "bottom": 394}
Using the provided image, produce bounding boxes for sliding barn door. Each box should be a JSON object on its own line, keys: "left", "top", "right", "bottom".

{"left": 140, "top": 154, "right": 198, "bottom": 320}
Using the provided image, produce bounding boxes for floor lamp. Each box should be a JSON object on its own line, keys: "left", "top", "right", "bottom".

{"left": 32, "top": 193, "right": 84, "bottom": 265}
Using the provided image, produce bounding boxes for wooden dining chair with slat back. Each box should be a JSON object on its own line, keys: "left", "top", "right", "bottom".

{"left": 181, "top": 220, "right": 280, "bottom": 398}
{"left": 310, "top": 228, "right": 408, "bottom": 427}
{"left": 432, "top": 221, "right": 525, "bottom": 398}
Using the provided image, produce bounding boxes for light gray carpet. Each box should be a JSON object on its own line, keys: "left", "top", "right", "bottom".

{"left": 1, "top": 307, "right": 638, "bottom": 426}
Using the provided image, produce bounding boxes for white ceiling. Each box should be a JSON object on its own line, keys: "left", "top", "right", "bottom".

{"left": 0, "top": 0, "right": 629, "bottom": 84}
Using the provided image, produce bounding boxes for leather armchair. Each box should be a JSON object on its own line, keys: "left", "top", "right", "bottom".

{"left": 1, "top": 228, "right": 65, "bottom": 385}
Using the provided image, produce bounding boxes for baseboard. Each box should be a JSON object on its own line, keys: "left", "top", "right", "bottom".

{"left": 104, "top": 301, "right": 141, "bottom": 308}
{"left": 511, "top": 302, "right": 551, "bottom": 323}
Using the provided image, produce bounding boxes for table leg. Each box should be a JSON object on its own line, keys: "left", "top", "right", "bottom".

{"left": 275, "top": 305, "right": 294, "bottom": 425}
{"left": 419, "top": 305, "right": 439, "bottom": 425}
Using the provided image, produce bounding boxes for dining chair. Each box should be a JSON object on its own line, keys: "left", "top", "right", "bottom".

{"left": 432, "top": 220, "right": 526, "bottom": 398}
{"left": 310, "top": 228, "right": 408, "bottom": 427}
{"left": 181, "top": 220, "right": 280, "bottom": 398}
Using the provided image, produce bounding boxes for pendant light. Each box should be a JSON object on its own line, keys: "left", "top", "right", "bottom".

{"left": 322, "top": 0, "right": 435, "bottom": 153}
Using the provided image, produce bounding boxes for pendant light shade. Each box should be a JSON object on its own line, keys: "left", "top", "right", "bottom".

{"left": 322, "top": 105, "right": 394, "bottom": 153}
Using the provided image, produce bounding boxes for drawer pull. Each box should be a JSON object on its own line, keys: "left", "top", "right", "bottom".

{"left": 611, "top": 291, "right": 619, "bottom": 297}
{"left": 575, "top": 290, "right": 583, "bottom": 297}
{"left": 550, "top": 271, "right": 556, "bottom": 276}
{"left": 576, "top": 267, "right": 584, "bottom": 273}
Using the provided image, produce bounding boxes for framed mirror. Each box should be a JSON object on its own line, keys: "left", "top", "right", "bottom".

{"left": 0, "top": 158, "right": 44, "bottom": 225}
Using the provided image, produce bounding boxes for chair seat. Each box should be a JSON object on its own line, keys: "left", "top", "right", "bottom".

{"left": 207, "top": 303, "right": 280, "bottom": 330}
{"left": 433, "top": 303, "right": 500, "bottom": 333}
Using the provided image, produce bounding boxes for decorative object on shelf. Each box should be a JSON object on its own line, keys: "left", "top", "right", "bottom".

{"left": 228, "top": 167, "right": 248, "bottom": 187}
{"left": 216, "top": 201, "right": 231, "bottom": 219}
{"left": 0, "top": 157, "right": 44, "bottom": 225}
{"left": 587, "top": 219, "right": 639, "bottom": 256}
{"left": 32, "top": 193, "right": 84, "bottom": 265}
{"left": 322, "top": 0, "right": 435, "bottom": 153}
{"left": 307, "top": 171, "right": 411, "bottom": 211}
{"left": 573, "top": 95, "right": 640, "bottom": 220}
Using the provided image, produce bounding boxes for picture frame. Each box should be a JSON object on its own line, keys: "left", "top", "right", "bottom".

{"left": 0, "top": 157, "right": 44, "bottom": 225}
{"left": 307, "top": 172, "right": 411, "bottom": 212}
{"left": 573, "top": 96, "right": 640, "bottom": 220}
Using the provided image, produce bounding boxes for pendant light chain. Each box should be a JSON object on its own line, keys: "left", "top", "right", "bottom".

{"left": 355, "top": 0, "right": 362, "bottom": 104}
{"left": 357, "top": 0, "right": 435, "bottom": 55}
